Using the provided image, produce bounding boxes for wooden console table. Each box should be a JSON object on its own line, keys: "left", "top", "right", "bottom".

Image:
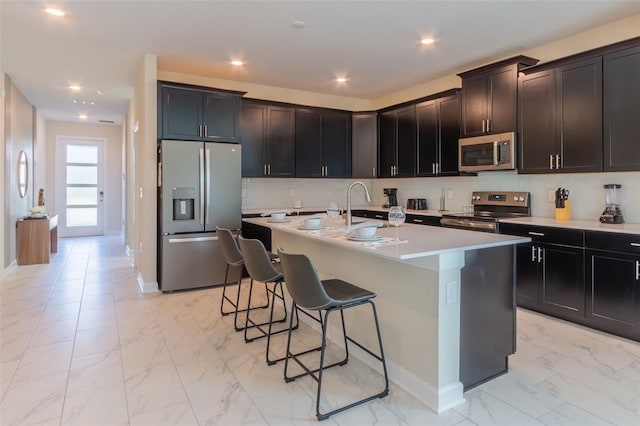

{"left": 16, "top": 215, "right": 58, "bottom": 265}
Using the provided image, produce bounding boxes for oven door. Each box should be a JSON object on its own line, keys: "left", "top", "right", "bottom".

{"left": 441, "top": 217, "right": 497, "bottom": 233}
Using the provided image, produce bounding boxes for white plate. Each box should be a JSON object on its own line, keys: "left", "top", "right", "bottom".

{"left": 268, "top": 218, "right": 290, "bottom": 223}
{"left": 347, "top": 234, "right": 383, "bottom": 242}
{"left": 298, "top": 225, "right": 326, "bottom": 230}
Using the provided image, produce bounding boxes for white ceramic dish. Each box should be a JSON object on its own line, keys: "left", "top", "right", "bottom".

{"left": 271, "top": 212, "right": 287, "bottom": 220}
{"left": 304, "top": 217, "right": 322, "bottom": 227}
{"left": 268, "top": 218, "right": 289, "bottom": 223}
{"left": 298, "top": 225, "right": 327, "bottom": 231}
{"left": 347, "top": 234, "right": 383, "bottom": 242}
{"left": 353, "top": 226, "right": 378, "bottom": 238}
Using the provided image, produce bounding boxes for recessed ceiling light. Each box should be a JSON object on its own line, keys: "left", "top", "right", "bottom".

{"left": 420, "top": 38, "right": 435, "bottom": 45}
{"left": 69, "top": 85, "right": 82, "bottom": 91}
{"left": 78, "top": 114, "right": 88, "bottom": 120}
{"left": 292, "top": 20, "right": 306, "bottom": 28}
{"left": 45, "top": 8, "right": 65, "bottom": 17}
{"left": 97, "top": 90, "right": 104, "bottom": 95}
{"left": 230, "top": 60, "right": 244, "bottom": 66}
{"left": 335, "top": 77, "right": 348, "bottom": 84}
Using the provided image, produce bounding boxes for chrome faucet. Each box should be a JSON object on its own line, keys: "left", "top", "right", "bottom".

{"left": 346, "top": 181, "right": 372, "bottom": 227}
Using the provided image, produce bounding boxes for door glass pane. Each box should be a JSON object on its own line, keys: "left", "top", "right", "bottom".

{"left": 67, "top": 166, "right": 97, "bottom": 184}
{"left": 67, "top": 208, "right": 97, "bottom": 227}
{"left": 67, "top": 145, "right": 98, "bottom": 164}
{"left": 66, "top": 187, "right": 97, "bottom": 205}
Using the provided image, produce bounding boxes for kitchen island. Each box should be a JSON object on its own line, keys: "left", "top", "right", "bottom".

{"left": 243, "top": 217, "right": 530, "bottom": 413}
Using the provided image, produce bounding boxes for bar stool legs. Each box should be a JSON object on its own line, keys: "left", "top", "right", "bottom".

{"left": 220, "top": 263, "right": 270, "bottom": 332}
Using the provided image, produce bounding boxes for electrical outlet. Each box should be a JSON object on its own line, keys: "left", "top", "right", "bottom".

{"left": 139, "top": 242, "right": 143, "bottom": 254}
{"left": 548, "top": 190, "right": 556, "bottom": 202}
{"left": 447, "top": 190, "right": 454, "bottom": 200}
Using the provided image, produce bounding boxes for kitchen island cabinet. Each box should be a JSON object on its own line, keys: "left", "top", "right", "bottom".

{"left": 244, "top": 217, "right": 529, "bottom": 413}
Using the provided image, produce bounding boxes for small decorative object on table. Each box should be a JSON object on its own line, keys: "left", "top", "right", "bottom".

{"left": 29, "top": 205, "right": 47, "bottom": 219}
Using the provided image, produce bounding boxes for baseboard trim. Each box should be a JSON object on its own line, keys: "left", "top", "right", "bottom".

{"left": 0, "top": 261, "right": 18, "bottom": 282}
{"left": 136, "top": 273, "right": 158, "bottom": 293}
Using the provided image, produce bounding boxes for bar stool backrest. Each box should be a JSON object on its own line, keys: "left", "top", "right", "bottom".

{"left": 216, "top": 226, "right": 243, "bottom": 267}
{"left": 277, "top": 249, "right": 334, "bottom": 310}
{"left": 238, "top": 236, "right": 282, "bottom": 283}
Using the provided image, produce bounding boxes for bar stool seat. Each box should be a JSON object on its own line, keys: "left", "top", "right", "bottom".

{"left": 277, "top": 248, "right": 389, "bottom": 421}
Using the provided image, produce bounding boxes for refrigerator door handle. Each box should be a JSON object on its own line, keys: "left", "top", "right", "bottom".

{"left": 168, "top": 236, "right": 219, "bottom": 243}
{"left": 205, "top": 147, "right": 211, "bottom": 225}
{"left": 199, "top": 147, "right": 205, "bottom": 225}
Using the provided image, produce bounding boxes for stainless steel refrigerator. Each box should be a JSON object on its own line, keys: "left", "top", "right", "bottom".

{"left": 158, "top": 140, "right": 241, "bottom": 292}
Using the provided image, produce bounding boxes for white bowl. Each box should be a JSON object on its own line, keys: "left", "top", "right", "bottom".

{"left": 355, "top": 226, "right": 377, "bottom": 238}
{"left": 271, "top": 212, "right": 286, "bottom": 220}
{"left": 304, "top": 217, "right": 321, "bottom": 227}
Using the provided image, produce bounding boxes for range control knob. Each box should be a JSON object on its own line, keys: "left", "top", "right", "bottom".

{"left": 513, "top": 195, "right": 519, "bottom": 201}
{"left": 519, "top": 196, "right": 525, "bottom": 202}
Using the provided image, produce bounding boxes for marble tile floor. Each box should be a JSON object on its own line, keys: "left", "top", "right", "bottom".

{"left": 0, "top": 236, "right": 638, "bottom": 426}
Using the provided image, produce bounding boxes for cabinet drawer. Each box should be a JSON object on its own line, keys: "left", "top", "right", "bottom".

{"left": 585, "top": 231, "right": 640, "bottom": 255}
{"left": 405, "top": 214, "right": 441, "bottom": 227}
{"left": 500, "top": 223, "right": 584, "bottom": 247}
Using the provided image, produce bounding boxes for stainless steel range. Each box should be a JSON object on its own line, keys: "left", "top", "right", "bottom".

{"left": 441, "top": 191, "right": 531, "bottom": 233}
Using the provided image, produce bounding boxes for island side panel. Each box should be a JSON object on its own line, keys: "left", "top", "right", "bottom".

{"left": 459, "top": 245, "right": 516, "bottom": 390}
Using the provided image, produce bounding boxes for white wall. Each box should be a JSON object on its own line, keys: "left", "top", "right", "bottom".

{"left": 45, "top": 121, "right": 124, "bottom": 235}
{"left": 0, "top": 70, "right": 5, "bottom": 274}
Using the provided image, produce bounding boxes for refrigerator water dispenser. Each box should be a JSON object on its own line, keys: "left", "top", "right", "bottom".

{"left": 172, "top": 187, "right": 195, "bottom": 220}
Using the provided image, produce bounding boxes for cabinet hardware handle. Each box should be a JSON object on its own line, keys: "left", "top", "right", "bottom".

{"left": 487, "top": 119, "right": 491, "bottom": 132}
{"left": 264, "top": 164, "right": 267, "bottom": 176}
{"left": 556, "top": 154, "right": 561, "bottom": 169}
{"left": 531, "top": 246, "right": 536, "bottom": 262}
{"left": 414, "top": 219, "right": 424, "bottom": 223}
{"left": 432, "top": 163, "right": 435, "bottom": 174}
{"left": 631, "top": 243, "right": 640, "bottom": 247}
{"left": 199, "top": 125, "right": 203, "bottom": 138}
{"left": 372, "top": 167, "right": 376, "bottom": 177}
{"left": 268, "top": 164, "right": 271, "bottom": 175}
{"left": 550, "top": 155, "right": 554, "bottom": 170}
{"left": 636, "top": 260, "right": 639, "bottom": 280}
{"left": 482, "top": 119, "right": 486, "bottom": 133}
{"left": 538, "top": 247, "right": 543, "bottom": 263}
{"left": 436, "top": 163, "right": 440, "bottom": 174}
{"left": 204, "top": 125, "right": 208, "bottom": 138}
{"left": 528, "top": 231, "right": 546, "bottom": 237}
{"left": 375, "top": 215, "right": 383, "bottom": 219}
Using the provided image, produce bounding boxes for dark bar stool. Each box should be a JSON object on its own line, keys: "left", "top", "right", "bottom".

{"left": 238, "top": 236, "right": 299, "bottom": 365}
{"left": 216, "top": 226, "right": 268, "bottom": 331}
{"left": 277, "top": 248, "right": 389, "bottom": 421}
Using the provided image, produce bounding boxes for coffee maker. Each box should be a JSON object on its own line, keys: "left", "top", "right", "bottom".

{"left": 383, "top": 188, "right": 398, "bottom": 208}
{"left": 599, "top": 184, "right": 624, "bottom": 224}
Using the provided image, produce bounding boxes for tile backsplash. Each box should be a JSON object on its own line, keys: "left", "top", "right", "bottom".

{"left": 242, "top": 171, "right": 640, "bottom": 223}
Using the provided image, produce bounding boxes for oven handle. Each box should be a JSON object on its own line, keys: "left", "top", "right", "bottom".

{"left": 440, "top": 217, "right": 496, "bottom": 232}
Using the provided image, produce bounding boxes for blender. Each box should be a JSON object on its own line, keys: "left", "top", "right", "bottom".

{"left": 599, "top": 184, "right": 624, "bottom": 224}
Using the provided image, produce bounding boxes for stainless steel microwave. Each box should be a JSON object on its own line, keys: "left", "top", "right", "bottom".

{"left": 458, "top": 132, "right": 516, "bottom": 172}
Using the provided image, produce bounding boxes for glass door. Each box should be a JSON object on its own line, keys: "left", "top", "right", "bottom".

{"left": 56, "top": 137, "right": 105, "bottom": 237}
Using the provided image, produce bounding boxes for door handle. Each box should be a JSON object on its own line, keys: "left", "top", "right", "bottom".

{"left": 99, "top": 191, "right": 104, "bottom": 202}
{"left": 268, "top": 164, "right": 271, "bottom": 175}
{"left": 436, "top": 163, "right": 440, "bottom": 175}
{"left": 486, "top": 119, "right": 491, "bottom": 132}
{"left": 198, "top": 125, "right": 203, "bottom": 138}
{"left": 372, "top": 167, "right": 376, "bottom": 177}
{"left": 432, "top": 163, "right": 435, "bottom": 175}
{"left": 556, "top": 154, "right": 561, "bottom": 169}
{"left": 482, "top": 119, "right": 486, "bottom": 133}
{"left": 531, "top": 245, "right": 536, "bottom": 262}
{"left": 537, "top": 247, "right": 543, "bottom": 263}
{"left": 203, "top": 125, "right": 208, "bottom": 138}
{"left": 550, "top": 155, "right": 554, "bottom": 170}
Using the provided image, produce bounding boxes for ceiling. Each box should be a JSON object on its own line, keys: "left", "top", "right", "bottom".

{"left": 2, "top": 1, "right": 639, "bottom": 125}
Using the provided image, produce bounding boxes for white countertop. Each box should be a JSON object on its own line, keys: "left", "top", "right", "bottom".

{"left": 500, "top": 217, "right": 640, "bottom": 235}
{"left": 243, "top": 205, "right": 443, "bottom": 217}
{"left": 243, "top": 217, "right": 529, "bottom": 261}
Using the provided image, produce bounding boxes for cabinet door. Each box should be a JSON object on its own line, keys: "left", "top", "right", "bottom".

{"left": 323, "top": 112, "right": 351, "bottom": 178}
{"left": 519, "top": 69, "right": 557, "bottom": 173}
{"left": 202, "top": 92, "right": 240, "bottom": 142}
{"left": 586, "top": 250, "right": 639, "bottom": 341}
{"left": 438, "top": 94, "right": 461, "bottom": 175}
{"left": 540, "top": 244, "right": 585, "bottom": 321}
{"left": 161, "top": 87, "right": 203, "bottom": 141}
{"left": 378, "top": 112, "right": 396, "bottom": 177}
{"left": 240, "top": 103, "right": 266, "bottom": 177}
{"left": 488, "top": 64, "right": 518, "bottom": 134}
{"left": 396, "top": 106, "right": 416, "bottom": 177}
{"left": 295, "top": 109, "right": 323, "bottom": 177}
{"left": 266, "top": 106, "right": 295, "bottom": 177}
{"left": 603, "top": 45, "right": 640, "bottom": 172}
{"left": 515, "top": 243, "right": 540, "bottom": 309}
{"left": 556, "top": 58, "right": 603, "bottom": 172}
{"left": 461, "top": 73, "right": 488, "bottom": 136}
{"left": 352, "top": 113, "right": 377, "bottom": 178}
{"left": 416, "top": 100, "right": 438, "bottom": 176}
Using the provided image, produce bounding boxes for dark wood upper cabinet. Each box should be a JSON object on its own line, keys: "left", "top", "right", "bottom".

{"left": 603, "top": 45, "right": 640, "bottom": 171}
{"left": 416, "top": 91, "right": 460, "bottom": 176}
{"left": 352, "top": 112, "right": 378, "bottom": 178}
{"left": 240, "top": 101, "right": 295, "bottom": 177}
{"left": 378, "top": 105, "right": 416, "bottom": 177}
{"left": 519, "top": 57, "right": 603, "bottom": 174}
{"left": 459, "top": 56, "right": 538, "bottom": 137}
{"left": 159, "top": 82, "right": 242, "bottom": 142}
{"left": 322, "top": 112, "right": 351, "bottom": 178}
{"left": 295, "top": 109, "right": 323, "bottom": 177}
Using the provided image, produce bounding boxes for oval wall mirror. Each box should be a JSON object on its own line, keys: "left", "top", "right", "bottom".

{"left": 17, "top": 150, "right": 28, "bottom": 198}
